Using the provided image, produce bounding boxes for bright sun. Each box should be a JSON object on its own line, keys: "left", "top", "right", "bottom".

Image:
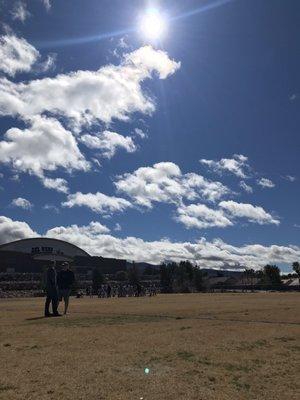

{"left": 139, "top": 8, "right": 167, "bottom": 40}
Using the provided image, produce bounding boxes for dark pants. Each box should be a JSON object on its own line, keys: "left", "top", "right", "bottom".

{"left": 45, "top": 289, "right": 59, "bottom": 316}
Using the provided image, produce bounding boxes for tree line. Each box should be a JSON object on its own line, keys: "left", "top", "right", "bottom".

{"left": 91, "top": 260, "right": 300, "bottom": 294}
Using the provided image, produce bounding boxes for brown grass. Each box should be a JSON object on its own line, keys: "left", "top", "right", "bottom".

{"left": 0, "top": 292, "right": 299, "bottom": 400}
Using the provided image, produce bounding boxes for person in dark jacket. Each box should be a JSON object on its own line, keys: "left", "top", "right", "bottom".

{"left": 57, "top": 262, "right": 75, "bottom": 315}
{"left": 44, "top": 261, "right": 60, "bottom": 317}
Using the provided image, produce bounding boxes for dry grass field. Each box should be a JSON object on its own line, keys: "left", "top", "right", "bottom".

{"left": 0, "top": 293, "right": 299, "bottom": 400}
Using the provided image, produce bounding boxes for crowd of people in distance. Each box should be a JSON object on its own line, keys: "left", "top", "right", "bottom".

{"left": 85, "top": 282, "right": 158, "bottom": 298}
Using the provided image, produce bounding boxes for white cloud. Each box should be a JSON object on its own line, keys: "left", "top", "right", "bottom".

{"left": 0, "top": 116, "right": 89, "bottom": 177}
{"left": 239, "top": 181, "right": 253, "bottom": 193}
{"left": 41, "top": 0, "right": 51, "bottom": 11}
{"left": 284, "top": 175, "right": 296, "bottom": 182}
{"left": 125, "top": 46, "right": 180, "bottom": 79}
{"left": 0, "top": 216, "right": 298, "bottom": 268}
{"left": 219, "top": 200, "right": 279, "bottom": 225}
{"left": 134, "top": 128, "right": 147, "bottom": 139}
{"left": 0, "top": 215, "right": 37, "bottom": 244}
{"left": 81, "top": 130, "right": 137, "bottom": 158}
{"left": 47, "top": 221, "right": 110, "bottom": 239}
{"left": 115, "top": 162, "right": 230, "bottom": 208}
{"left": 176, "top": 204, "right": 233, "bottom": 229}
{"left": 0, "top": 34, "right": 39, "bottom": 76}
{"left": 200, "top": 154, "right": 249, "bottom": 178}
{"left": 11, "top": 1, "right": 30, "bottom": 22}
{"left": 37, "top": 53, "right": 56, "bottom": 73}
{"left": 0, "top": 46, "right": 179, "bottom": 186}
{"left": 183, "top": 173, "right": 230, "bottom": 203}
{"left": 43, "top": 204, "right": 59, "bottom": 213}
{"left": 118, "top": 37, "right": 129, "bottom": 49}
{"left": 42, "top": 177, "right": 69, "bottom": 193}
{"left": 114, "top": 223, "right": 122, "bottom": 231}
{"left": 45, "top": 221, "right": 299, "bottom": 269}
{"left": 11, "top": 197, "right": 33, "bottom": 210}
{"left": 0, "top": 45, "right": 180, "bottom": 128}
{"left": 62, "top": 192, "right": 132, "bottom": 216}
{"left": 257, "top": 178, "right": 275, "bottom": 188}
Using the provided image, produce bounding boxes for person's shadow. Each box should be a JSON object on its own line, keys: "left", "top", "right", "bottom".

{"left": 25, "top": 316, "right": 47, "bottom": 321}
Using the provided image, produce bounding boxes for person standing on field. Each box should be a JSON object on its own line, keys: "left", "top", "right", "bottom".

{"left": 57, "top": 262, "right": 75, "bottom": 315}
{"left": 44, "top": 261, "right": 60, "bottom": 317}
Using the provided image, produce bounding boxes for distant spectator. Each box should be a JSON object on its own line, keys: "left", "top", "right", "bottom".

{"left": 57, "top": 262, "right": 75, "bottom": 315}
{"left": 106, "top": 284, "right": 112, "bottom": 298}
{"left": 44, "top": 261, "right": 60, "bottom": 317}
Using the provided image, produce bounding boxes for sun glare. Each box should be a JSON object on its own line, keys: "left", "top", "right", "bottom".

{"left": 139, "top": 8, "right": 167, "bottom": 41}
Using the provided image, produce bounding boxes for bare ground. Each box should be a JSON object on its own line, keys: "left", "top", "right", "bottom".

{"left": 0, "top": 292, "right": 299, "bottom": 400}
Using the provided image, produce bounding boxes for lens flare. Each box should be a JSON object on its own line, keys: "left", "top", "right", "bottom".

{"left": 139, "top": 8, "right": 166, "bottom": 40}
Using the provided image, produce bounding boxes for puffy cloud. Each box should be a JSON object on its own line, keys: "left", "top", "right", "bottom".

{"left": 11, "top": 197, "right": 33, "bottom": 210}
{"left": 42, "top": 177, "right": 69, "bottom": 193}
{"left": 0, "top": 116, "right": 89, "bottom": 177}
{"left": 47, "top": 221, "right": 110, "bottom": 239}
{"left": 81, "top": 130, "right": 136, "bottom": 158}
{"left": 219, "top": 200, "right": 279, "bottom": 225}
{"left": 183, "top": 173, "right": 230, "bottom": 203}
{"left": 0, "top": 46, "right": 180, "bottom": 127}
{"left": 115, "top": 162, "right": 230, "bottom": 208}
{"left": 0, "top": 45, "right": 179, "bottom": 187}
{"left": 175, "top": 204, "right": 232, "bottom": 229}
{"left": 62, "top": 192, "right": 132, "bottom": 215}
{"left": 0, "top": 34, "right": 39, "bottom": 76}
{"left": 45, "top": 221, "right": 299, "bottom": 269}
{"left": 11, "top": 1, "right": 30, "bottom": 22}
{"left": 0, "top": 215, "right": 37, "bottom": 244}
{"left": 257, "top": 178, "right": 275, "bottom": 188}
{"left": 124, "top": 45, "right": 181, "bottom": 79}
{"left": 200, "top": 154, "right": 249, "bottom": 178}
{"left": 239, "top": 181, "right": 253, "bottom": 193}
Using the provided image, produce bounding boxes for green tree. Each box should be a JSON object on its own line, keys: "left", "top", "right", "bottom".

{"left": 292, "top": 262, "right": 300, "bottom": 285}
{"left": 175, "top": 261, "right": 194, "bottom": 292}
{"left": 160, "top": 262, "right": 177, "bottom": 293}
{"left": 193, "top": 268, "right": 206, "bottom": 292}
{"left": 262, "top": 265, "right": 282, "bottom": 287}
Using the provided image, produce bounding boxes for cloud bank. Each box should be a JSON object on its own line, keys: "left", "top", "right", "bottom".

{"left": 0, "top": 217, "right": 298, "bottom": 269}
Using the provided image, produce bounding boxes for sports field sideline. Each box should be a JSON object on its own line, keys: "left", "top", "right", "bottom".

{"left": 0, "top": 292, "right": 299, "bottom": 400}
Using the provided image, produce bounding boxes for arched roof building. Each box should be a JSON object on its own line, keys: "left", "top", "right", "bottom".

{"left": 0, "top": 237, "right": 126, "bottom": 275}
{"left": 0, "top": 237, "right": 90, "bottom": 261}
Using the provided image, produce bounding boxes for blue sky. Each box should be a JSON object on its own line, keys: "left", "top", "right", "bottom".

{"left": 0, "top": 0, "right": 299, "bottom": 270}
